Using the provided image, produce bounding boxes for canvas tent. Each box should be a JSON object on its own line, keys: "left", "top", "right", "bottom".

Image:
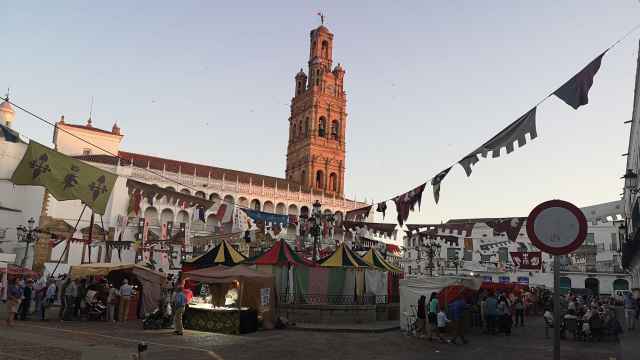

{"left": 184, "top": 264, "right": 276, "bottom": 326}
{"left": 183, "top": 239, "right": 246, "bottom": 270}
{"left": 249, "top": 239, "right": 315, "bottom": 266}
{"left": 399, "top": 276, "right": 482, "bottom": 330}
{"left": 319, "top": 243, "right": 369, "bottom": 268}
{"left": 69, "top": 263, "right": 167, "bottom": 315}
{"left": 361, "top": 248, "right": 402, "bottom": 273}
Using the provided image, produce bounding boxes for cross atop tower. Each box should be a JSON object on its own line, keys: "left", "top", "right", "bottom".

{"left": 317, "top": 11, "right": 325, "bottom": 25}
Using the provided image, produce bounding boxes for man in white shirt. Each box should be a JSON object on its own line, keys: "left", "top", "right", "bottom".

{"left": 118, "top": 279, "right": 133, "bottom": 322}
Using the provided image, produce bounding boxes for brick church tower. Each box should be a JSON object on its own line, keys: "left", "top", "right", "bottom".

{"left": 286, "top": 24, "right": 347, "bottom": 197}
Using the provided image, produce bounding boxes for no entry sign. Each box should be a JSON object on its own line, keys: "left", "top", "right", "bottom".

{"left": 526, "top": 200, "right": 587, "bottom": 255}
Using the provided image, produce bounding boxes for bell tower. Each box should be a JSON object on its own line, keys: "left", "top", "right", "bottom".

{"left": 286, "top": 23, "right": 347, "bottom": 197}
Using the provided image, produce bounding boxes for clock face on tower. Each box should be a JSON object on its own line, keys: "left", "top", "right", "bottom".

{"left": 286, "top": 24, "right": 346, "bottom": 197}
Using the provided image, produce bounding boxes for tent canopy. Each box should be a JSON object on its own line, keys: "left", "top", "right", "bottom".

{"left": 69, "top": 263, "right": 167, "bottom": 316}
{"left": 249, "top": 239, "right": 315, "bottom": 267}
{"left": 185, "top": 264, "right": 274, "bottom": 284}
{"left": 183, "top": 240, "right": 246, "bottom": 269}
{"left": 319, "top": 243, "right": 369, "bottom": 268}
{"left": 361, "top": 248, "right": 402, "bottom": 273}
{"left": 0, "top": 264, "right": 40, "bottom": 279}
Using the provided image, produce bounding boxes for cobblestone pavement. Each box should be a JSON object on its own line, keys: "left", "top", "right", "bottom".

{"left": 0, "top": 316, "right": 636, "bottom": 360}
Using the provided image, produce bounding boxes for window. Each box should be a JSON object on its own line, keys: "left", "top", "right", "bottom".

{"left": 304, "top": 117, "right": 309, "bottom": 136}
{"left": 446, "top": 248, "right": 458, "bottom": 260}
{"left": 321, "top": 40, "right": 329, "bottom": 58}
{"left": 316, "top": 170, "right": 324, "bottom": 189}
{"left": 329, "top": 173, "right": 337, "bottom": 191}
{"left": 463, "top": 250, "right": 473, "bottom": 261}
{"left": 498, "top": 247, "right": 508, "bottom": 263}
{"left": 610, "top": 233, "right": 618, "bottom": 251}
{"left": 301, "top": 170, "right": 306, "bottom": 186}
{"left": 318, "top": 117, "right": 326, "bottom": 137}
{"left": 331, "top": 120, "right": 339, "bottom": 140}
{"left": 82, "top": 148, "right": 91, "bottom": 156}
{"left": 585, "top": 233, "right": 595, "bottom": 245}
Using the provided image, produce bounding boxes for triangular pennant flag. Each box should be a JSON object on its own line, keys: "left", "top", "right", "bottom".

{"left": 376, "top": 201, "right": 387, "bottom": 219}
{"left": 459, "top": 108, "right": 537, "bottom": 176}
{"left": 553, "top": 52, "right": 606, "bottom": 110}
{"left": 431, "top": 167, "right": 451, "bottom": 204}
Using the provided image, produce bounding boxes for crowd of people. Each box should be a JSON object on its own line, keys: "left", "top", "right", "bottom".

{"left": 4, "top": 274, "right": 139, "bottom": 326}
{"left": 541, "top": 292, "right": 636, "bottom": 342}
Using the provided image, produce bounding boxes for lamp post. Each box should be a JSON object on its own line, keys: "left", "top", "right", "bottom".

{"left": 420, "top": 236, "right": 441, "bottom": 276}
{"left": 311, "top": 200, "right": 322, "bottom": 262}
{"left": 16, "top": 217, "right": 39, "bottom": 268}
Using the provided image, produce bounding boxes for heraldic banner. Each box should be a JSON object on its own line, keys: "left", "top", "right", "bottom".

{"left": 11, "top": 141, "right": 117, "bottom": 215}
{"left": 510, "top": 251, "right": 542, "bottom": 270}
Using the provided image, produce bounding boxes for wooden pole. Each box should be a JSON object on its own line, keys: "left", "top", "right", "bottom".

{"left": 87, "top": 211, "right": 95, "bottom": 264}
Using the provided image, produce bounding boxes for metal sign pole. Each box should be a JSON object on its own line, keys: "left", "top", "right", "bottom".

{"left": 553, "top": 255, "right": 560, "bottom": 360}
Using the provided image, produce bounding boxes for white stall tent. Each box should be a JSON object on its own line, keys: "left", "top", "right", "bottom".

{"left": 399, "top": 276, "right": 482, "bottom": 331}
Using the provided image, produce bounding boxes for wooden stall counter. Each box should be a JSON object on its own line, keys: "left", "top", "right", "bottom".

{"left": 183, "top": 304, "right": 258, "bottom": 334}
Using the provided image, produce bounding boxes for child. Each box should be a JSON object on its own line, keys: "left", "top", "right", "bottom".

{"left": 436, "top": 308, "right": 450, "bottom": 343}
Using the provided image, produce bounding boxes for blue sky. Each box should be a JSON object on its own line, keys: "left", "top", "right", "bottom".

{"left": 2, "top": 1, "right": 640, "bottom": 223}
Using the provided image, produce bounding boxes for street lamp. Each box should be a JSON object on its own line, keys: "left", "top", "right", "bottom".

{"left": 16, "top": 217, "right": 38, "bottom": 268}
{"left": 420, "top": 236, "right": 441, "bottom": 277}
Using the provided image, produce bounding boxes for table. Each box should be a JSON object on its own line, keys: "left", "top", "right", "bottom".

{"left": 183, "top": 304, "right": 258, "bottom": 334}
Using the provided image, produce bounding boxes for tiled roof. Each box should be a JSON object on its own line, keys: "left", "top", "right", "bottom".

{"left": 58, "top": 123, "right": 122, "bottom": 136}
{"left": 73, "top": 151, "right": 335, "bottom": 197}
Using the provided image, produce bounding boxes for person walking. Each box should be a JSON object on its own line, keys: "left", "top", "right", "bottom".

{"left": 436, "top": 307, "right": 450, "bottom": 343}
{"left": 41, "top": 279, "right": 57, "bottom": 321}
{"left": 118, "top": 279, "right": 133, "bottom": 322}
{"left": 497, "top": 295, "right": 512, "bottom": 335}
{"left": 485, "top": 292, "right": 497, "bottom": 334}
{"left": 173, "top": 286, "right": 187, "bottom": 335}
{"left": 514, "top": 296, "right": 525, "bottom": 327}
{"left": 5, "top": 279, "right": 21, "bottom": 327}
{"left": 624, "top": 292, "right": 636, "bottom": 331}
{"left": 449, "top": 297, "right": 468, "bottom": 344}
{"left": 427, "top": 292, "right": 439, "bottom": 340}
{"left": 19, "top": 280, "right": 33, "bottom": 320}
{"left": 63, "top": 279, "right": 78, "bottom": 321}
{"left": 106, "top": 283, "right": 119, "bottom": 323}
{"left": 415, "top": 295, "right": 427, "bottom": 337}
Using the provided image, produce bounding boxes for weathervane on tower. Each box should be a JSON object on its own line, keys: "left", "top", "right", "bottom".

{"left": 317, "top": 11, "right": 325, "bottom": 25}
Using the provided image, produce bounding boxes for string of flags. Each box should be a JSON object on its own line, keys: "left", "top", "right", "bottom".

{"left": 347, "top": 45, "right": 612, "bottom": 227}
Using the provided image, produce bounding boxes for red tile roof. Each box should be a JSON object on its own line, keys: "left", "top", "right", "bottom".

{"left": 73, "top": 151, "right": 336, "bottom": 198}
{"left": 59, "top": 123, "right": 122, "bottom": 137}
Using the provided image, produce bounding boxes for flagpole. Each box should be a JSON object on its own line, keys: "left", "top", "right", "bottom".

{"left": 86, "top": 211, "right": 95, "bottom": 264}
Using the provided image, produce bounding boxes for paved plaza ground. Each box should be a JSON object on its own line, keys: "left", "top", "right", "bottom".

{"left": 0, "top": 313, "right": 637, "bottom": 360}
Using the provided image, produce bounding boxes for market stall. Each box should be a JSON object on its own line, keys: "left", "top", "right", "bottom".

{"left": 69, "top": 263, "right": 167, "bottom": 318}
{"left": 399, "top": 276, "right": 482, "bottom": 331}
{"left": 183, "top": 264, "right": 275, "bottom": 334}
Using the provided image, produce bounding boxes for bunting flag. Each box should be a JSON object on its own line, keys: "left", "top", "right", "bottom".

{"left": 11, "top": 141, "right": 117, "bottom": 215}
{"left": 431, "top": 167, "right": 451, "bottom": 204}
{"left": 376, "top": 201, "right": 387, "bottom": 219}
{"left": 485, "top": 217, "right": 526, "bottom": 241}
{"left": 345, "top": 205, "right": 372, "bottom": 221}
{"left": 439, "top": 222, "right": 476, "bottom": 237}
{"left": 554, "top": 52, "right": 606, "bottom": 110}
{"left": 215, "top": 203, "right": 234, "bottom": 223}
{"left": 392, "top": 183, "right": 426, "bottom": 226}
{"left": 0, "top": 123, "right": 20, "bottom": 143}
{"left": 125, "top": 179, "right": 214, "bottom": 210}
{"left": 241, "top": 208, "right": 289, "bottom": 226}
{"left": 459, "top": 108, "right": 538, "bottom": 176}
{"left": 343, "top": 221, "right": 397, "bottom": 238}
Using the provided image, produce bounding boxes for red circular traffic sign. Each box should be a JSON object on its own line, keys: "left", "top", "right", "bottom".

{"left": 526, "top": 200, "right": 587, "bottom": 255}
